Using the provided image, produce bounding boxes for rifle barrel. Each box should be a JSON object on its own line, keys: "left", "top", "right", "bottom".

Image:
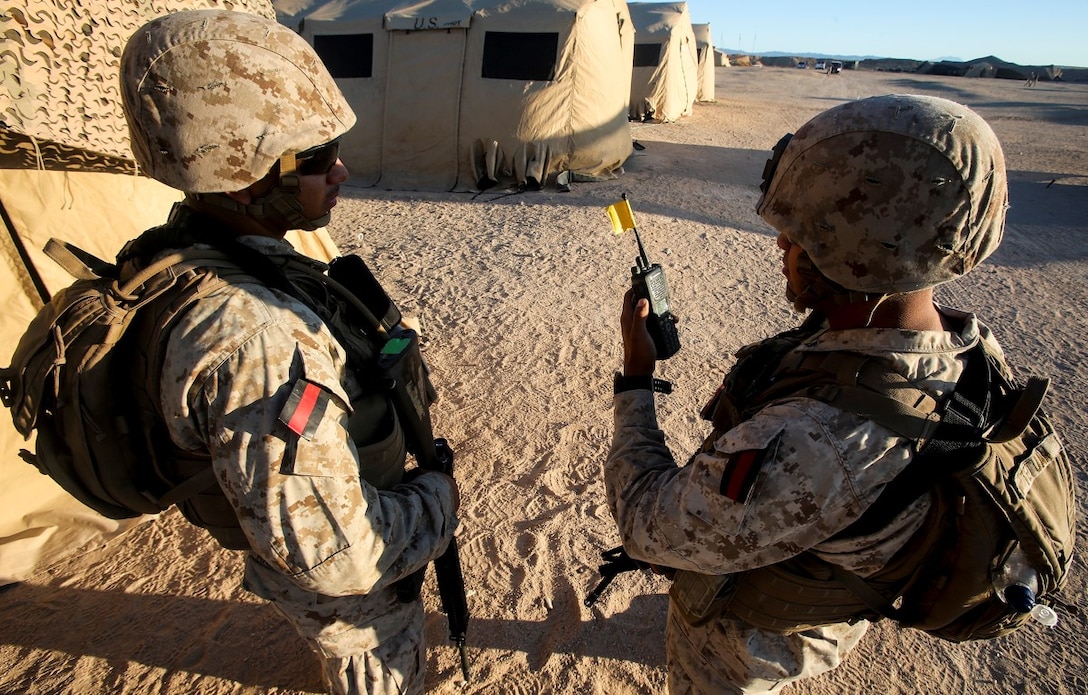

{"left": 431, "top": 439, "right": 471, "bottom": 680}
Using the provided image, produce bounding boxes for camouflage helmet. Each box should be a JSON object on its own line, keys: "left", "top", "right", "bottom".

{"left": 756, "top": 94, "right": 1007, "bottom": 294}
{"left": 121, "top": 9, "right": 356, "bottom": 193}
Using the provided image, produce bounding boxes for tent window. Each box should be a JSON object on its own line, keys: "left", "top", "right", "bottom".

{"left": 482, "top": 32, "right": 559, "bottom": 81}
{"left": 313, "top": 34, "right": 374, "bottom": 79}
{"left": 633, "top": 43, "right": 663, "bottom": 67}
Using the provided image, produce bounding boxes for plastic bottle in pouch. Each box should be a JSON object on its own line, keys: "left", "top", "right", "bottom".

{"left": 992, "top": 544, "right": 1059, "bottom": 627}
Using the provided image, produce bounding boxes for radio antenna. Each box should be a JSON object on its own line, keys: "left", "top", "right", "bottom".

{"left": 622, "top": 193, "right": 651, "bottom": 268}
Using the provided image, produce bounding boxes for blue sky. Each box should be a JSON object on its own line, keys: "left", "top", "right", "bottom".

{"left": 681, "top": 1, "right": 1088, "bottom": 67}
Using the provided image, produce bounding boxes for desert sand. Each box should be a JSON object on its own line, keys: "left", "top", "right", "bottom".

{"left": 1, "top": 67, "right": 1086, "bottom": 695}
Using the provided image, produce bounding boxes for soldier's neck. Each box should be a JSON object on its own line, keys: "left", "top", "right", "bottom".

{"left": 823, "top": 290, "right": 945, "bottom": 331}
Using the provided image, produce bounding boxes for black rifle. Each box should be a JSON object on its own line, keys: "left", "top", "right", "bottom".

{"left": 584, "top": 545, "right": 648, "bottom": 607}
{"left": 377, "top": 328, "right": 470, "bottom": 681}
{"left": 427, "top": 439, "right": 471, "bottom": 680}
{"left": 329, "top": 256, "right": 471, "bottom": 680}
{"left": 389, "top": 435, "right": 471, "bottom": 680}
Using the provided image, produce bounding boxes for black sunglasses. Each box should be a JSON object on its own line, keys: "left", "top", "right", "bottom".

{"left": 293, "top": 139, "right": 341, "bottom": 176}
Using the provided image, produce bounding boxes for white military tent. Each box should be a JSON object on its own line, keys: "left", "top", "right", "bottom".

{"left": 627, "top": 2, "right": 698, "bottom": 122}
{"left": 274, "top": 0, "right": 635, "bottom": 191}
{"left": 0, "top": 0, "right": 341, "bottom": 585}
{"left": 692, "top": 22, "right": 715, "bottom": 102}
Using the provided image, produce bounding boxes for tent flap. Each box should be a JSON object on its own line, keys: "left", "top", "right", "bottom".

{"left": 692, "top": 23, "right": 715, "bottom": 102}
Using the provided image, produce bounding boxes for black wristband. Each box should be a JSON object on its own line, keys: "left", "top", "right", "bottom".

{"left": 614, "top": 371, "right": 673, "bottom": 395}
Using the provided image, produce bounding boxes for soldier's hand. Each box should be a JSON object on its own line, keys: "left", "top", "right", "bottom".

{"left": 648, "top": 564, "right": 677, "bottom": 579}
{"left": 620, "top": 288, "right": 657, "bottom": 376}
{"left": 402, "top": 469, "right": 460, "bottom": 512}
{"left": 435, "top": 472, "right": 460, "bottom": 512}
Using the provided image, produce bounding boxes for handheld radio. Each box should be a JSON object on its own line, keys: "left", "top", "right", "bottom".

{"left": 610, "top": 194, "right": 681, "bottom": 359}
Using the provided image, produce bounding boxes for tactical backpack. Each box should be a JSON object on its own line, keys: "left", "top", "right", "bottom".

{"left": 1, "top": 207, "right": 441, "bottom": 551}
{"left": 672, "top": 317, "right": 1077, "bottom": 642}
{"left": 0, "top": 234, "right": 267, "bottom": 546}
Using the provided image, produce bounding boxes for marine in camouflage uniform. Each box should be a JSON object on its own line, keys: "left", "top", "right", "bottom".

{"left": 605, "top": 95, "right": 1010, "bottom": 693}
{"left": 120, "top": 11, "right": 458, "bottom": 694}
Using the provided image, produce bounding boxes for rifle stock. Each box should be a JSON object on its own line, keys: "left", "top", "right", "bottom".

{"left": 584, "top": 545, "right": 647, "bottom": 607}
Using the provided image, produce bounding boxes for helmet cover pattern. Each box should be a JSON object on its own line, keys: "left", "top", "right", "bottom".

{"left": 121, "top": 9, "right": 356, "bottom": 192}
{"left": 756, "top": 94, "right": 1007, "bottom": 293}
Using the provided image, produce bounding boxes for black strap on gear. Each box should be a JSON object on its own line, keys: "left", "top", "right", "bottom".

{"left": 833, "top": 344, "right": 993, "bottom": 539}
{"left": 117, "top": 206, "right": 302, "bottom": 301}
{"left": 760, "top": 132, "right": 793, "bottom": 193}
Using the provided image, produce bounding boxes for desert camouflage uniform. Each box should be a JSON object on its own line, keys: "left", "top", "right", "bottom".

{"left": 159, "top": 233, "right": 457, "bottom": 695}
{"left": 605, "top": 308, "right": 1006, "bottom": 693}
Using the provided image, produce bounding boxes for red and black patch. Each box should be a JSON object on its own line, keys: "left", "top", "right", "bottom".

{"left": 278, "top": 379, "right": 332, "bottom": 441}
{"left": 719, "top": 449, "right": 765, "bottom": 504}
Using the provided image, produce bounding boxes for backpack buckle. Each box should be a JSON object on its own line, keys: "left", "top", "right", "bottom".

{"left": 988, "top": 377, "right": 1049, "bottom": 444}
{"left": 0, "top": 367, "right": 14, "bottom": 408}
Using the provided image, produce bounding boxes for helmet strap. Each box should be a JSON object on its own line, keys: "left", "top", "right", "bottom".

{"left": 788, "top": 252, "right": 885, "bottom": 313}
{"left": 192, "top": 153, "right": 330, "bottom": 232}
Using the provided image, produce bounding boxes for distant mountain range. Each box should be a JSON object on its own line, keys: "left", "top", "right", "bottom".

{"left": 722, "top": 49, "right": 881, "bottom": 61}
{"left": 722, "top": 49, "right": 1084, "bottom": 70}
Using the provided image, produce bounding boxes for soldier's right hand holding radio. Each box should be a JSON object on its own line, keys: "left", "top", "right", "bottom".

{"left": 607, "top": 195, "right": 680, "bottom": 380}
{"left": 621, "top": 288, "right": 671, "bottom": 375}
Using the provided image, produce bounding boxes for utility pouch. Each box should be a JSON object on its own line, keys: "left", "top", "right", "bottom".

{"left": 669, "top": 569, "right": 738, "bottom": 626}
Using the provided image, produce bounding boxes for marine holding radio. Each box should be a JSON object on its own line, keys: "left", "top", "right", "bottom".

{"left": 606, "top": 195, "right": 680, "bottom": 397}
{"left": 597, "top": 94, "right": 1074, "bottom": 694}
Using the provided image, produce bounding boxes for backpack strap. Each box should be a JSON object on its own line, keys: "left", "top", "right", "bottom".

{"left": 824, "top": 561, "right": 906, "bottom": 621}
{"left": 155, "top": 465, "right": 219, "bottom": 507}
{"left": 988, "top": 375, "right": 1049, "bottom": 443}
{"left": 118, "top": 248, "right": 259, "bottom": 509}
{"left": 826, "top": 345, "right": 992, "bottom": 538}
{"left": 798, "top": 351, "right": 943, "bottom": 445}
{"left": 121, "top": 211, "right": 392, "bottom": 340}
{"left": 118, "top": 220, "right": 302, "bottom": 301}
{"left": 43, "top": 238, "right": 116, "bottom": 281}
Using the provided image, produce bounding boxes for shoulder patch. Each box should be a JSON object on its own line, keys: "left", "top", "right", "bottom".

{"left": 719, "top": 436, "right": 779, "bottom": 504}
{"left": 279, "top": 379, "right": 332, "bottom": 440}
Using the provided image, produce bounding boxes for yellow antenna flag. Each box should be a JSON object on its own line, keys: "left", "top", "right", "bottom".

{"left": 606, "top": 198, "right": 636, "bottom": 234}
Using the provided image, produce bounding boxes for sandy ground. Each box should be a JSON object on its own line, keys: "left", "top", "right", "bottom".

{"left": 1, "top": 67, "right": 1086, "bottom": 695}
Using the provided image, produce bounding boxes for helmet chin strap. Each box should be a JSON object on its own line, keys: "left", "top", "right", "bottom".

{"left": 787, "top": 251, "right": 885, "bottom": 315}
{"left": 194, "top": 153, "right": 330, "bottom": 232}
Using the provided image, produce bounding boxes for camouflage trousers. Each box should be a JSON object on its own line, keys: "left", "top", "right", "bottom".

{"left": 246, "top": 558, "right": 426, "bottom": 695}
{"left": 665, "top": 601, "right": 869, "bottom": 694}
{"left": 273, "top": 595, "right": 425, "bottom": 695}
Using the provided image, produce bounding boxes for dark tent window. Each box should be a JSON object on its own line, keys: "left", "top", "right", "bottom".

{"left": 633, "top": 43, "right": 663, "bottom": 67}
{"left": 314, "top": 34, "right": 374, "bottom": 79}
{"left": 482, "top": 32, "right": 559, "bottom": 81}
{"left": 697, "top": 46, "right": 706, "bottom": 62}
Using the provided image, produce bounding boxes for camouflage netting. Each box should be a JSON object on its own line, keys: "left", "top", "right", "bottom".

{"left": 0, "top": 0, "right": 277, "bottom": 173}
